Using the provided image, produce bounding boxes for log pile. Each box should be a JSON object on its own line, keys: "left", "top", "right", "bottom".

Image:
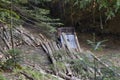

{"left": 0, "top": 25, "right": 119, "bottom": 80}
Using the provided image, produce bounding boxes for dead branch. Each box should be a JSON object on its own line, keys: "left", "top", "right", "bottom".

{"left": 20, "top": 72, "right": 34, "bottom": 80}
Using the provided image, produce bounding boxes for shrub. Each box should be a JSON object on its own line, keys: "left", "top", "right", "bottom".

{"left": 1, "top": 49, "right": 22, "bottom": 71}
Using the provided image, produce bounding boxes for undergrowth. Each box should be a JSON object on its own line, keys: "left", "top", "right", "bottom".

{"left": 52, "top": 49, "right": 120, "bottom": 80}
{"left": 0, "top": 49, "right": 22, "bottom": 71}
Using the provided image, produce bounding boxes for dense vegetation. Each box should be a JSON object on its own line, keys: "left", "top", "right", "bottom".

{"left": 0, "top": 0, "right": 62, "bottom": 37}
{"left": 0, "top": 0, "right": 120, "bottom": 33}
{"left": 51, "top": 0, "right": 120, "bottom": 34}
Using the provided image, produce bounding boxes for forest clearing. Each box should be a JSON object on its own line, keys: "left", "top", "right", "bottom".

{"left": 0, "top": 0, "right": 120, "bottom": 80}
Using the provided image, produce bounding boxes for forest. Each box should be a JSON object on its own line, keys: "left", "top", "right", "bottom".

{"left": 0, "top": 0, "right": 120, "bottom": 80}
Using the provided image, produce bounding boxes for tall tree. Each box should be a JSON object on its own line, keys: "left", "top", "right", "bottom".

{"left": 51, "top": 0, "right": 120, "bottom": 28}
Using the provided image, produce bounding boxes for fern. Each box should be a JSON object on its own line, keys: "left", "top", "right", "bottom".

{"left": 87, "top": 39, "right": 108, "bottom": 50}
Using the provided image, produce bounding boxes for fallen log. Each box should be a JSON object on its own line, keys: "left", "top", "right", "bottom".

{"left": 39, "top": 33, "right": 47, "bottom": 41}
{"left": 2, "top": 27, "right": 10, "bottom": 42}
{"left": 21, "top": 34, "right": 35, "bottom": 47}
{"left": 41, "top": 42, "right": 49, "bottom": 53}
{"left": 0, "top": 34, "right": 11, "bottom": 49}
{"left": 74, "top": 32, "right": 82, "bottom": 52}
{"left": 87, "top": 51, "right": 120, "bottom": 76}
{"left": 52, "top": 42, "right": 59, "bottom": 50}
{"left": 20, "top": 72, "right": 34, "bottom": 80}
{"left": 44, "top": 41, "right": 58, "bottom": 75}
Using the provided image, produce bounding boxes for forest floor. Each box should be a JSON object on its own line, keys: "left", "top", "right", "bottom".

{"left": 21, "top": 26, "right": 120, "bottom": 67}
{"left": 78, "top": 32, "right": 120, "bottom": 67}
{"left": 1, "top": 26, "right": 120, "bottom": 80}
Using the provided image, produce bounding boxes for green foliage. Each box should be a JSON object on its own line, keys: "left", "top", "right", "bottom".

{"left": 87, "top": 39, "right": 108, "bottom": 50}
{"left": 64, "top": 0, "right": 120, "bottom": 19}
{"left": 101, "top": 67, "right": 120, "bottom": 80}
{"left": 52, "top": 49, "right": 120, "bottom": 79}
{"left": 1, "top": 49, "right": 22, "bottom": 71}
{"left": 0, "top": 8, "right": 19, "bottom": 24}
{"left": 0, "top": 0, "right": 62, "bottom": 37}
{"left": 23, "top": 67, "right": 44, "bottom": 80}
{"left": 13, "top": 67, "right": 59, "bottom": 80}
{"left": 0, "top": 74, "right": 7, "bottom": 80}
{"left": 52, "top": 0, "right": 120, "bottom": 29}
{"left": 86, "top": 34, "right": 108, "bottom": 50}
{"left": 70, "top": 52, "right": 120, "bottom": 80}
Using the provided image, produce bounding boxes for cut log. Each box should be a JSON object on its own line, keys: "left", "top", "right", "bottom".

{"left": 0, "top": 35, "right": 11, "bottom": 49}
{"left": 21, "top": 34, "right": 35, "bottom": 47}
{"left": 20, "top": 72, "right": 34, "bottom": 80}
{"left": 52, "top": 42, "right": 59, "bottom": 50}
{"left": 48, "top": 41, "right": 55, "bottom": 52}
{"left": 44, "top": 41, "right": 58, "bottom": 75}
{"left": 41, "top": 42, "right": 49, "bottom": 53}
{"left": 39, "top": 33, "right": 47, "bottom": 41}
{"left": 74, "top": 32, "right": 82, "bottom": 52}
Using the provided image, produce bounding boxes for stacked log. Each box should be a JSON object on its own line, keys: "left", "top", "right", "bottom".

{"left": 0, "top": 25, "right": 119, "bottom": 80}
